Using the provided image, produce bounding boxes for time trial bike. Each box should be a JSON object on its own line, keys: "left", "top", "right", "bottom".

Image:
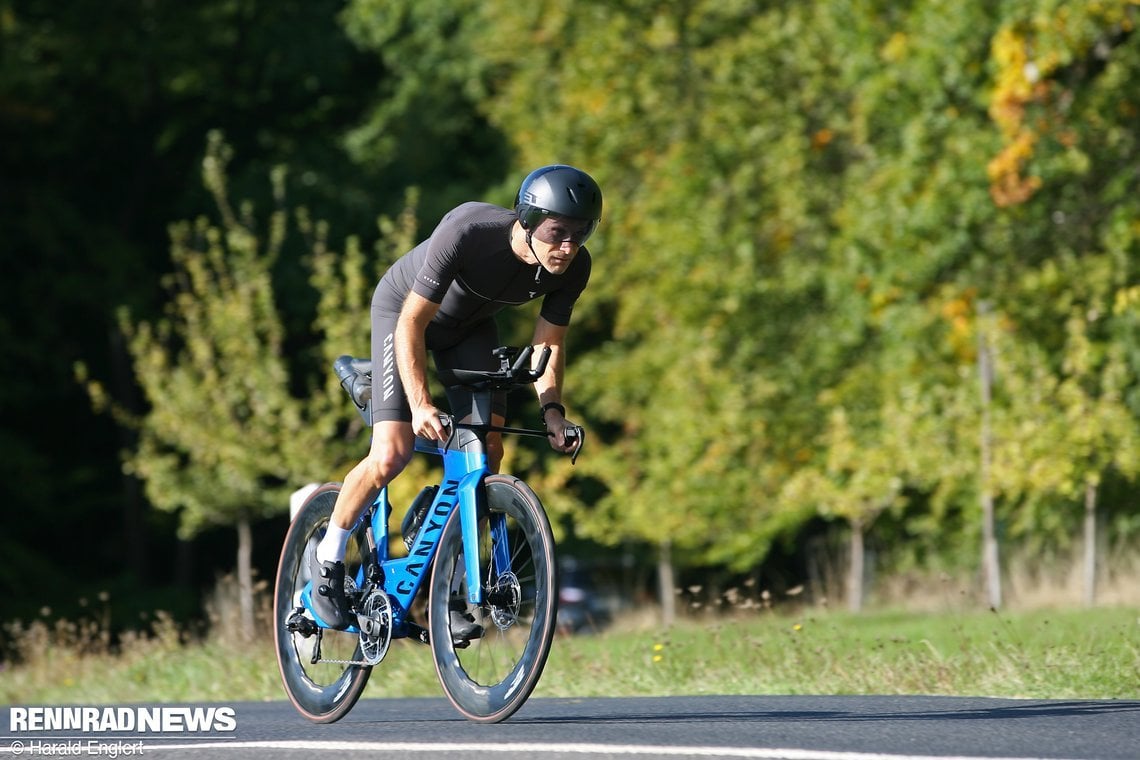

{"left": 273, "top": 345, "right": 581, "bottom": 724}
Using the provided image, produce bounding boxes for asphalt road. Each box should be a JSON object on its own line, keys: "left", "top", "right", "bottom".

{"left": 4, "top": 696, "right": 1138, "bottom": 760}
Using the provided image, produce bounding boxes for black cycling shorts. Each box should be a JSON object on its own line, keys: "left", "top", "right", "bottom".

{"left": 369, "top": 305, "right": 507, "bottom": 424}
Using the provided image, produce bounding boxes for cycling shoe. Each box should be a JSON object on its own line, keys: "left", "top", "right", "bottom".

{"left": 309, "top": 557, "right": 353, "bottom": 631}
{"left": 448, "top": 598, "right": 484, "bottom": 645}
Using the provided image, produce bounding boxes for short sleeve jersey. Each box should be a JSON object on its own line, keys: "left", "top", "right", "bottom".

{"left": 378, "top": 202, "right": 592, "bottom": 328}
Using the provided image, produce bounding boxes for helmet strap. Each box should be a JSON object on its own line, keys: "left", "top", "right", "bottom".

{"left": 526, "top": 230, "right": 543, "bottom": 269}
{"left": 524, "top": 228, "right": 557, "bottom": 274}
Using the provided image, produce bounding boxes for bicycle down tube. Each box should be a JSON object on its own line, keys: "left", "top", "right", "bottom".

{"left": 300, "top": 431, "right": 490, "bottom": 634}
{"left": 379, "top": 431, "right": 491, "bottom": 611}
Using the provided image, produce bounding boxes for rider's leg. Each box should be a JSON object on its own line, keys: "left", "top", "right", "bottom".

{"left": 327, "top": 421, "right": 415, "bottom": 537}
{"left": 320, "top": 301, "right": 415, "bottom": 554}
{"left": 485, "top": 414, "right": 505, "bottom": 474}
{"left": 310, "top": 421, "right": 413, "bottom": 630}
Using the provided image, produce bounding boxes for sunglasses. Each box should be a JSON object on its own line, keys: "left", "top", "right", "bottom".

{"left": 530, "top": 214, "right": 597, "bottom": 246}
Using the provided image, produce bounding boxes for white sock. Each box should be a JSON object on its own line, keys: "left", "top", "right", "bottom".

{"left": 316, "top": 524, "right": 352, "bottom": 564}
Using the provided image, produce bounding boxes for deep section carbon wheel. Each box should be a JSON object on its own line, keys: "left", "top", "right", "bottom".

{"left": 273, "top": 483, "right": 372, "bottom": 723}
{"left": 428, "top": 475, "right": 558, "bottom": 723}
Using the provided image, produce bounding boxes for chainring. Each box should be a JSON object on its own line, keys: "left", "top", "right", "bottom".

{"left": 357, "top": 587, "right": 393, "bottom": 666}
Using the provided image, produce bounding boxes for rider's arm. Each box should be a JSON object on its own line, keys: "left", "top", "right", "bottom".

{"left": 396, "top": 291, "right": 447, "bottom": 440}
{"left": 531, "top": 316, "right": 576, "bottom": 451}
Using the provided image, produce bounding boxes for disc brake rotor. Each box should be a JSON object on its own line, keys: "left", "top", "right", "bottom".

{"left": 488, "top": 571, "right": 522, "bottom": 630}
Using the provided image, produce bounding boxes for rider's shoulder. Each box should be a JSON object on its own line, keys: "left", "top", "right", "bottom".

{"left": 439, "top": 201, "right": 515, "bottom": 230}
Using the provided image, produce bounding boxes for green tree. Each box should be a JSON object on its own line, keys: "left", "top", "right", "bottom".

{"left": 81, "top": 135, "right": 416, "bottom": 637}
{"left": 340, "top": 0, "right": 513, "bottom": 222}
{"left": 2, "top": 0, "right": 390, "bottom": 617}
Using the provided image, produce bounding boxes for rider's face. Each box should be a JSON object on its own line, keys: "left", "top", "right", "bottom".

{"left": 528, "top": 215, "right": 592, "bottom": 274}
{"left": 530, "top": 235, "right": 580, "bottom": 274}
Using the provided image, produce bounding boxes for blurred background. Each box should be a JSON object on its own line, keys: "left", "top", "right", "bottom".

{"left": 3, "top": 0, "right": 1139, "bottom": 646}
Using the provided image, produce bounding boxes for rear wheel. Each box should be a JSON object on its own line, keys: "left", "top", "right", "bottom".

{"left": 273, "top": 483, "right": 372, "bottom": 723}
{"left": 428, "top": 475, "right": 558, "bottom": 723}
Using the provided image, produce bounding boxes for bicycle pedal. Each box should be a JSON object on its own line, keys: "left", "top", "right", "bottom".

{"left": 286, "top": 608, "right": 319, "bottom": 638}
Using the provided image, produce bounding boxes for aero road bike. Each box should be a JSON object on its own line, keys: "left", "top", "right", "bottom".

{"left": 273, "top": 345, "right": 581, "bottom": 724}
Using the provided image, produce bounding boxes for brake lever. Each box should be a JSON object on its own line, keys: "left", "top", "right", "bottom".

{"left": 563, "top": 425, "right": 585, "bottom": 465}
{"left": 438, "top": 413, "right": 457, "bottom": 449}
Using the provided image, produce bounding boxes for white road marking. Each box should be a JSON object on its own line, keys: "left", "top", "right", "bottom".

{"left": 134, "top": 739, "right": 1074, "bottom": 760}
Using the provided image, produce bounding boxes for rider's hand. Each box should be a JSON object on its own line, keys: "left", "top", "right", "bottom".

{"left": 544, "top": 410, "right": 578, "bottom": 453}
{"left": 412, "top": 402, "right": 449, "bottom": 441}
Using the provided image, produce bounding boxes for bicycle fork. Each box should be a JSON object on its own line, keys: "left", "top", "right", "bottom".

{"left": 457, "top": 469, "right": 515, "bottom": 608}
{"left": 458, "top": 468, "right": 487, "bottom": 606}
{"left": 434, "top": 429, "right": 499, "bottom": 607}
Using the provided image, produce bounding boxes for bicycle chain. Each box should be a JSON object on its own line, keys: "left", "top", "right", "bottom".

{"left": 315, "top": 657, "right": 372, "bottom": 666}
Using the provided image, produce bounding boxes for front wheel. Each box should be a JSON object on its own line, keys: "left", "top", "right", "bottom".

{"left": 428, "top": 475, "right": 558, "bottom": 723}
{"left": 273, "top": 483, "right": 371, "bottom": 723}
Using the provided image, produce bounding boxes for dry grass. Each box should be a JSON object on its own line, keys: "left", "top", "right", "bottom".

{"left": 866, "top": 550, "right": 1140, "bottom": 612}
{"left": 2, "top": 561, "right": 1138, "bottom": 705}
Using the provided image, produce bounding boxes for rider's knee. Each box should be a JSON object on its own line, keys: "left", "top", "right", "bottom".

{"left": 358, "top": 446, "right": 412, "bottom": 487}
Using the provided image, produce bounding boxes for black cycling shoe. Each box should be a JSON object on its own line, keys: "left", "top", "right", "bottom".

{"left": 309, "top": 556, "right": 352, "bottom": 631}
{"left": 449, "top": 598, "right": 484, "bottom": 645}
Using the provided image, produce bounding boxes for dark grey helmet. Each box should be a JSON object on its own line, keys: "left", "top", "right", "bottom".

{"left": 514, "top": 165, "right": 603, "bottom": 242}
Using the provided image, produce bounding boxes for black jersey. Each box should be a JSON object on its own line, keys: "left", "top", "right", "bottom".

{"left": 375, "top": 202, "right": 592, "bottom": 328}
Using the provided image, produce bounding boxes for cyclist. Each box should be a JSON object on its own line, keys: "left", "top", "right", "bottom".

{"left": 310, "top": 165, "right": 603, "bottom": 631}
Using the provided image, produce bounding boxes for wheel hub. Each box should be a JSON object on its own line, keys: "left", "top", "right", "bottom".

{"left": 487, "top": 572, "right": 522, "bottom": 630}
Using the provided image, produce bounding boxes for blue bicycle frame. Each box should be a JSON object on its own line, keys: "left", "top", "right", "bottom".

{"left": 301, "top": 427, "right": 502, "bottom": 635}
{"left": 301, "top": 344, "right": 564, "bottom": 637}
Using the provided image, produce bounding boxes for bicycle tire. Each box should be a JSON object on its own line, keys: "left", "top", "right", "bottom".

{"left": 428, "top": 474, "right": 558, "bottom": 723}
{"left": 273, "top": 483, "right": 372, "bottom": 723}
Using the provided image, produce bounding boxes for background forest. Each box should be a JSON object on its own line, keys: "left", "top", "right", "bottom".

{"left": 3, "top": 0, "right": 1139, "bottom": 634}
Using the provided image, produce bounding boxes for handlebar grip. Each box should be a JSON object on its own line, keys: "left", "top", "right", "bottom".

{"left": 509, "top": 345, "right": 534, "bottom": 374}
{"left": 527, "top": 346, "right": 552, "bottom": 380}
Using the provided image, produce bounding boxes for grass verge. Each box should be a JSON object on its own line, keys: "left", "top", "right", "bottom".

{"left": 3, "top": 606, "right": 1137, "bottom": 704}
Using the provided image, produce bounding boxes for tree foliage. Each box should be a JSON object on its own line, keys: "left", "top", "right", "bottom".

{"left": 457, "top": 0, "right": 1140, "bottom": 597}
{"left": 14, "top": 0, "right": 1140, "bottom": 618}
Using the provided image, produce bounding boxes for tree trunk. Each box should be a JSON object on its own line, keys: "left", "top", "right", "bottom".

{"left": 657, "top": 540, "right": 675, "bottom": 628}
{"left": 109, "top": 326, "right": 149, "bottom": 580}
{"left": 848, "top": 517, "right": 865, "bottom": 613}
{"left": 175, "top": 535, "right": 194, "bottom": 591}
{"left": 1082, "top": 480, "right": 1098, "bottom": 607}
{"left": 977, "top": 303, "right": 1002, "bottom": 610}
{"left": 237, "top": 517, "right": 254, "bottom": 641}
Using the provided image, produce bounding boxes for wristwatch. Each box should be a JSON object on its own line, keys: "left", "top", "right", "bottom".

{"left": 540, "top": 402, "right": 566, "bottom": 424}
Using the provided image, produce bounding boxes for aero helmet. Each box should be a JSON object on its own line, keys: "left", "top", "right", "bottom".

{"left": 514, "top": 165, "right": 603, "bottom": 244}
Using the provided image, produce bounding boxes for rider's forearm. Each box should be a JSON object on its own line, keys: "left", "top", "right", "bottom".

{"left": 531, "top": 317, "right": 569, "bottom": 411}
{"left": 396, "top": 294, "right": 437, "bottom": 410}
{"left": 534, "top": 343, "right": 565, "bottom": 409}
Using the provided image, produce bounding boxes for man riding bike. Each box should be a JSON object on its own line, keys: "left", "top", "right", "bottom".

{"left": 310, "top": 164, "right": 603, "bottom": 632}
